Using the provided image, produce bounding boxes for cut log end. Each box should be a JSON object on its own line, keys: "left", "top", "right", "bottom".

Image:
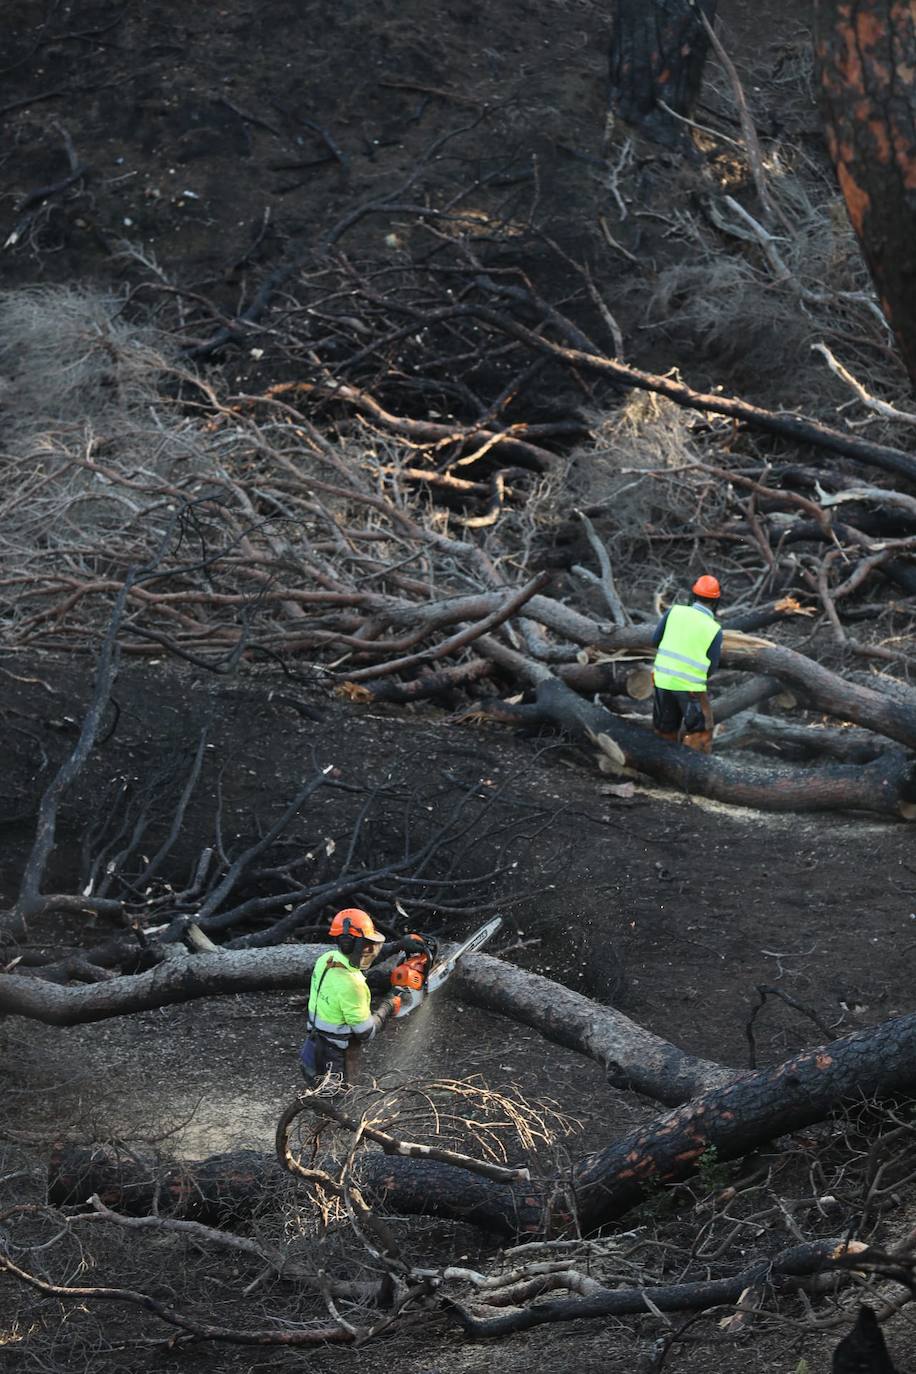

{"left": 625, "top": 666, "right": 653, "bottom": 701}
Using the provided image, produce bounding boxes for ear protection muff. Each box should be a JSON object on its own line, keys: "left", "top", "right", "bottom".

{"left": 336, "top": 916, "right": 359, "bottom": 959}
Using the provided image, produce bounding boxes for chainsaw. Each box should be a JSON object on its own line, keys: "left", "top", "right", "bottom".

{"left": 390, "top": 916, "right": 502, "bottom": 1018}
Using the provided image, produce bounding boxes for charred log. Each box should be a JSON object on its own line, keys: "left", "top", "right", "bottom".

{"left": 719, "top": 713, "right": 888, "bottom": 763}
{"left": 533, "top": 621, "right": 916, "bottom": 751}
{"left": 572, "top": 1008, "right": 916, "bottom": 1231}
{"left": 721, "top": 601, "right": 816, "bottom": 634}
{"left": 50, "top": 1008, "right": 916, "bottom": 1239}
{"left": 0, "top": 944, "right": 734, "bottom": 1107}
{"left": 706, "top": 673, "right": 787, "bottom": 723}
{"left": 452, "top": 952, "right": 736, "bottom": 1105}
{"left": 557, "top": 660, "right": 652, "bottom": 699}
{"left": 449, "top": 1239, "right": 853, "bottom": 1336}
{"left": 47, "top": 1142, "right": 288, "bottom": 1224}
{"left": 0, "top": 945, "right": 329, "bottom": 1024}
{"left": 47, "top": 1140, "right": 536, "bottom": 1238}
{"left": 485, "top": 674, "right": 916, "bottom": 819}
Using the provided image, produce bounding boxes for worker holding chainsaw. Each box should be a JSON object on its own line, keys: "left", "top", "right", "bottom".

{"left": 298, "top": 908, "right": 429, "bottom": 1087}
{"left": 651, "top": 574, "right": 723, "bottom": 753}
{"left": 299, "top": 909, "right": 503, "bottom": 1087}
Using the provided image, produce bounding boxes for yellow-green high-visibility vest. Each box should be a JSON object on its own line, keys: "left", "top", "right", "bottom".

{"left": 307, "top": 949, "right": 374, "bottom": 1047}
{"left": 653, "top": 605, "right": 719, "bottom": 692}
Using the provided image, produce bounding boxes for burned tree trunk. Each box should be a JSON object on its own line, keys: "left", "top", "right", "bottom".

{"left": 0, "top": 944, "right": 734, "bottom": 1104}
{"left": 572, "top": 1009, "right": 916, "bottom": 1231}
{"left": 51, "top": 1009, "right": 916, "bottom": 1239}
{"left": 608, "top": 0, "right": 717, "bottom": 149}
{"left": 0, "top": 945, "right": 329, "bottom": 1024}
{"left": 498, "top": 621, "right": 916, "bottom": 751}
{"left": 452, "top": 953, "right": 736, "bottom": 1105}
{"left": 815, "top": 0, "right": 916, "bottom": 387}
{"left": 485, "top": 674, "right": 916, "bottom": 820}
{"left": 718, "top": 713, "right": 888, "bottom": 763}
{"left": 47, "top": 1141, "right": 536, "bottom": 1238}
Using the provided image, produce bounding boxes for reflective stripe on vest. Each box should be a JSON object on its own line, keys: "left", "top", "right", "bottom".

{"left": 307, "top": 950, "right": 373, "bottom": 1048}
{"left": 653, "top": 604, "right": 719, "bottom": 692}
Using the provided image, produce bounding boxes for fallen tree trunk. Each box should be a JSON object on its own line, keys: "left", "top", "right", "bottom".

{"left": 451, "top": 953, "right": 736, "bottom": 1105}
{"left": 557, "top": 660, "right": 653, "bottom": 699}
{"left": 717, "top": 635, "right": 916, "bottom": 749}
{"left": 722, "top": 601, "right": 815, "bottom": 634}
{"left": 52, "top": 1009, "right": 916, "bottom": 1238}
{"left": 573, "top": 1007, "right": 916, "bottom": 1231}
{"left": 513, "top": 617, "right": 916, "bottom": 751}
{"left": 718, "top": 713, "right": 888, "bottom": 763}
{"left": 480, "top": 671, "right": 916, "bottom": 819}
{"left": 849, "top": 671, "right": 916, "bottom": 711}
{"left": 0, "top": 944, "right": 732, "bottom": 1104}
{"left": 0, "top": 945, "right": 328, "bottom": 1024}
{"left": 706, "top": 673, "right": 788, "bottom": 723}
{"left": 47, "top": 1140, "right": 536, "bottom": 1237}
{"left": 591, "top": 673, "right": 789, "bottom": 725}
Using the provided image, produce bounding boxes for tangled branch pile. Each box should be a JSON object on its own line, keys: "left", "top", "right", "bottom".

{"left": 1, "top": 239, "right": 915, "bottom": 820}
{"left": 8, "top": 1073, "right": 916, "bottom": 1363}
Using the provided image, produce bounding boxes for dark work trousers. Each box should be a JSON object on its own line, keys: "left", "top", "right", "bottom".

{"left": 299, "top": 1034, "right": 357, "bottom": 1087}
{"left": 652, "top": 687, "right": 706, "bottom": 736}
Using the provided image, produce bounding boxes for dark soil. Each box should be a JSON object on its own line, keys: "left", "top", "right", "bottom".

{"left": 5, "top": 653, "right": 914, "bottom": 1074}
{"left": 3, "top": 656, "right": 916, "bottom": 1373}
{"left": 3, "top": 2, "right": 915, "bottom": 1372}
{"left": 1, "top": 0, "right": 815, "bottom": 399}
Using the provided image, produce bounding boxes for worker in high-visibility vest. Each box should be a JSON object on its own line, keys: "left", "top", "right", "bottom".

{"left": 651, "top": 575, "right": 723, "bottom": 753}
{"left": 299, "top": 909, "right": 425, "bottom": 1087}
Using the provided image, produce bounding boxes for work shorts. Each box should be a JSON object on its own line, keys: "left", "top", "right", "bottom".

{"left": 652, "top": 687, "right": 706, "bottom": 735}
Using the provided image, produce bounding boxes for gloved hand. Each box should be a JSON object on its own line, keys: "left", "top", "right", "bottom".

{"left": 376, "top": 991, "right": 402, "bottom": 1026}
{"left": 396, "top": 933, "right": 427, "bottom": 956}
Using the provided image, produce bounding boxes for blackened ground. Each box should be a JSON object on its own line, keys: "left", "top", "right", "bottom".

{"left": 3, "top": 655, "right": 915, "bottom": 1374}
{"left": 5, "top": 1, "right": 916, "bottom": 1370}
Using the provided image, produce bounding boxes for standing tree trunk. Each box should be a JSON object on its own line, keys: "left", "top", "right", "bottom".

{"left": 608, "top": 0, "right": 717, "bottom": 149}
{"left": 815, "top": 0, "right": 916, "bottom": 388}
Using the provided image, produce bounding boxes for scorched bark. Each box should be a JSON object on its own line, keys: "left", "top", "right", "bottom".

{"left": 608, "top": 0, "right": 717, "bottom": 148}
{"left": 49, "top": 1010, "right": 916, "bottom": 1238}
{"left": 815, "top": 0, "right": 916, "bottom": 388}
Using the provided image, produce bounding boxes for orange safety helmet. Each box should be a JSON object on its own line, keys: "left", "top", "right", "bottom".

{"left": 692, "top": 574, "right": 721, "bottom": 600}
{"left": 328, "top": 908, "right": 385, "bottom": 943}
